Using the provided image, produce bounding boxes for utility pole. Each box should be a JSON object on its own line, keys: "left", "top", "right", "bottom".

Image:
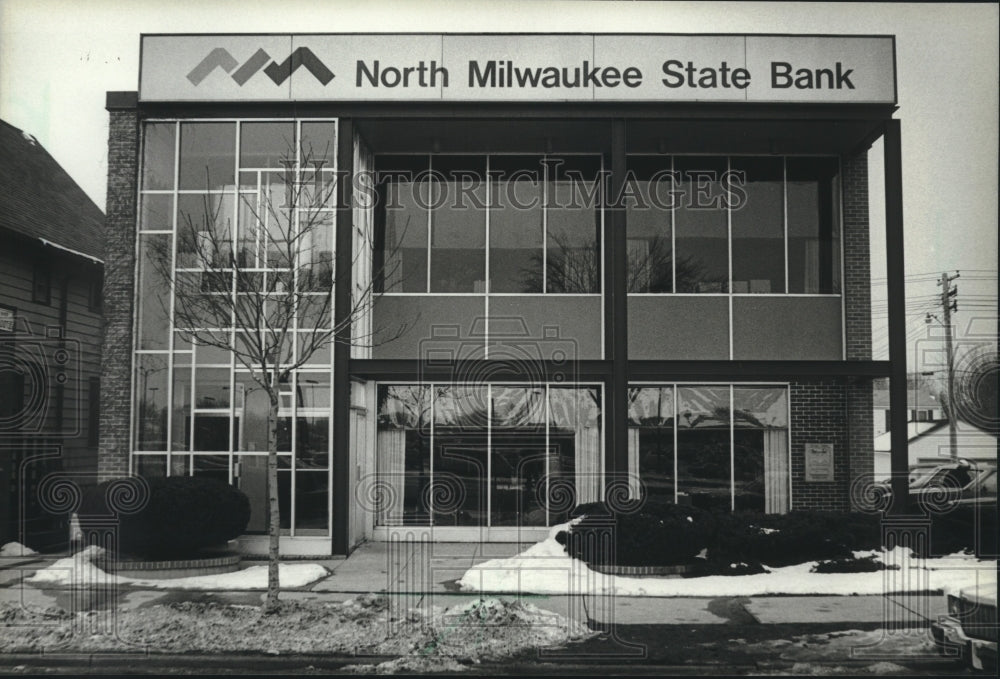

{"left": 939, "top": 271, "right": 960, "bottom": 458}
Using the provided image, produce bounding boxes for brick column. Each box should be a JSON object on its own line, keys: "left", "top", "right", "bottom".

{"left": 841, "top": 149, "right": 875, "bottom": 509}
{"left": 97, "top": 92, "right": 139, "bottom": 481}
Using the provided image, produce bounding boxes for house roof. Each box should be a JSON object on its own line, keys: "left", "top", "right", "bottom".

{"left": 873, "top": 418, "right": 998, "bottom": 453}
{"left": 0, "top": 119, "right": 104, "bottom": 262}
{"left": 872, "top": 385, "right": 941, "bottom": 409}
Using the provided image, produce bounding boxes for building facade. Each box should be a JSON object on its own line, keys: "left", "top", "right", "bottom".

{"left": 101, "top": 34, "right": 908, "bottom": 555}
{"left": 1, "top": 120, "right": 105, "bottom": 550}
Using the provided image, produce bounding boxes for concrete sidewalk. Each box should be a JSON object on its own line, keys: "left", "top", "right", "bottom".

{"left": 0, "top": 543, "right": 948, "bottom": 627}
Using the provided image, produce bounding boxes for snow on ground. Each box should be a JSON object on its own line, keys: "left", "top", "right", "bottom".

{"left": 26, "top": 547, "right": 328, "bottom": 590}
{"left": 458, "top": 523, "right": 998, "bottom": 597}
{"left": 0, "top": 542, "right": 38, "bottom": 558}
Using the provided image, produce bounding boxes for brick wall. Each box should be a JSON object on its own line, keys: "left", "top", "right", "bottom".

{"left": 790, "top": 379, "right": 849, "bottom": 511}
{"left": 841, "top": 149, "right": 875, "bottom": 509}
{"left": 97, "top": 99, "right": 138, "bottom": 481}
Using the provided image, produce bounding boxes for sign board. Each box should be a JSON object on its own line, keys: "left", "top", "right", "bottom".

{"left": 0, "top": 306, "right": 15, "bottom": 333}
{"left": 804, "top": 443, "right": 835, "bottom": 482}
{"left": 140, "top": 33, "right": 896, "bottom": 104}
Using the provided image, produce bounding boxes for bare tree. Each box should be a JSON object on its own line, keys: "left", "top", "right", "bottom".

{"left": 152, "top": 147, "right": 403, "bottom": 612}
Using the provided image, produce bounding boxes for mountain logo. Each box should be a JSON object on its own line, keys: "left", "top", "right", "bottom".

{"left": 187, "top": 47, "right": 335, "bottom": 86}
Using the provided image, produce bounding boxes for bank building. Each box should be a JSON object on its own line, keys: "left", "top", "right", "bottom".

{"left": 99, "top": 33, "right": 909, "bottom": 555}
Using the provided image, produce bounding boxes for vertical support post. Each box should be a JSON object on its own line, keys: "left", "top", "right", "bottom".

{"left": 940, "top": 272, "right": 958, "bottom": 458}
{"left": 332, "top": 119, "right": 355, "bottom": 554}
{"left": 883, "top": 119, "right": 909, "bottom": 514}
{"left": 605, "top": 120, "right": 628, "bottom": 486}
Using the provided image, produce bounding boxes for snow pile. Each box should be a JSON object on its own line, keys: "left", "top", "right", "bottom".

{"left": 26, "top": 546, "right": 328, "bottom": 590}
{"left": 458, "top": 523, "right": 997, "bottom": 597}
{"left": 0, "top": 542, "right": 38, "bottom": 558}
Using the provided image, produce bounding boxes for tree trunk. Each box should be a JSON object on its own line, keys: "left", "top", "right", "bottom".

{"left": 264, "top": 393, "right": 281, "bottom": 613}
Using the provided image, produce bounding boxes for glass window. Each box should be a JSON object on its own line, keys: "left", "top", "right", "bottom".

{"left": 546, "top": 156, "right": 601, "bottom": 293}
{"left": 240, "top": 122, "right": 295, "bottom": 169}
{"left": 179, "top": 122, "right": 236, "bottom": 191}
{"left": 677, "top": 385, "right": 731, "bottom": 511}
{"left": 375, "top": 155, "right": 429, "bottom": 292}
{"left": 177, "top": 193, "right": 235, "bottom": 269}
{"left": 733, "top": 387, "right": 789, "bottom": 513}
{"left": 295, "top": 471, "right": 329, "bottom": 531}
{"left": 135, "top": 455, "right": 167, "bottom": 479}
{"left": 674, "top": 157, "right": 729, "bottom": 293}
{"left": 432, "top": 385, "right": 489, "bottom": 525}
{"left": 787, "top": 157, "right": 841, "bottom": 294}
{"left": 142, "top": 123, "right": 176, "bottom": 190}
{"left": 548, "top": 386, "right": 603, "bottom": 519}
{"left": 730, "top": 157, "right": 785, "bottom": 294}
{"left": 134, "top": 355, "right": 169, "bottom": 450}
{"left": 376, "top": 385, "right": 431, "bottom": 525}
{"left": 490, "top": 156, "right": 543, "bottom": 293}
{"left": 234, "top": 373, "right": 270, "bottom": 453}
{"left": 300, "top": 121, "right": 337, "bottom": 169}
{"left": 626, "top": 157, "right": 675, "bottom": 293}
{"left": 628, "top": 387, "right": 675, "bottom": 507}
{"left": 140, "top": 194, "right": 174, "bottom": 232}
{"left": 430, "top": 156, "right": 487, "bottom": 293}
{"left": 490, "top": 386, "right": 547, "bottom": 526}
{"left": 137, "top": 233, "right": 171, "bottom": 350}
{"left": 295, "top": 417, "right": 329, "bottom": 469}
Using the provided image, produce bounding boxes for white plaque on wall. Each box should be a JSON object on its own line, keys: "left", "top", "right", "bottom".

{"left": 804, "top": 443, "right": 835, "bottom": 482}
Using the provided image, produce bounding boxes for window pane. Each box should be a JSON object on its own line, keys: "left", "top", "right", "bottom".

{"left": 140, "top": 194, "right": 174, "bottom": 232}
{"left": 298, "top": 212, "right": 333, "bottom": 291}
{"left": 193, "top": 454, "right": 229, "bottom": 482}
{"left": 171, "top": 354, "right": 192, "bottom": 451}
{"left": 234, "top": 373, "right": 269, "bottom": 452}
{"left": 626, "top": 157, "right": 674, "bottom": 293}
{"left": 177, "top": 193, "right": 236, "bottom": 269}
{"left": 194, "top": 367, "right": 230, "bottom": 409}
{"left": 433, "top": 385, "right": 488, "bottom": 526}
{"left": 674, "top": 157, "right": 729, "bottom": 293}
{"left": 134, "top": 355, "right": 168, "bottom": 450}
{"left": 179, "top": 122, "right": 236, "bottom": 190}
{"left": 491, "top": 386, "right": 547, "bottom": 526}
{"left": 628, "top": 386, "right": 675, "bottom": 508}
{"left": 376, "top": 385, "right": 431, "bottom": 525}
{"left": 548, "top": 387, "right": 602, "bottom": 521}
{"left": 295, "top": 471, "right": 329, "bottom": 531}
{"left": 490, "top": 156, "right": 543, "bottom": 293}
{"left": 733, "top": 387, "right": 789, "bottom": 513}
{"left": 677, "top": 386, "right": 731, "bottom": 510}
{"left": 430, "top": 156, "right": 487, "bottom": 293}
{"left": 787, "top": 158, "right": 841, "bottom": 294}
{"left": 300, "top": 121, "right": 337, "bottom": 169}
{"left": 137, "top": 234, "right": 171, "bottom": 350}
{"left": 375, "top": 155, "right": 428, "bottom": 292}
{"left": 193, "top": 415, "right": 230, "bottom": 451}
{"left": 546, "top": 156, "right": 601, "bottom": 293}
{"left": 731, "top": 157, "right": 785, "bottom": 294}
{"left": 240, "top": 122, "right": 295, "bottom": 169}
{"left": 142, "top": 123, "right": 176, "bottom": 190}
{"left": 296, "top": 417, "right": 329, "bottom": 469}
{"left": 135, "top": 455, "right": 167, "bottom": 479}
{"left": 296, "top": 372, "right": 331, "bottom": 408}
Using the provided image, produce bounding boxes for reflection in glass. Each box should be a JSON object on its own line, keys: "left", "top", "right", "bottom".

{"left": 733, "top": 387, "right": 789, "bottom": 513}
{"left": 787, "top": 158, "right": 841, "bottom": 294}
{"left": 490, "top": 386, "right": 547, "bottom": 526}
{"left": 548, "top": 387, "right": 602, "bottom": 521}
{"left": 677, "top": 386, "right": 731, "bottom": 510}
{"left": 135, "top": 355, "right": 168, "bottom": 450}
{"left": 240, "top": 122, "right": 295, "bottom": 169}
{"left": 177, "top": 193, "right": 235, "bottom": 269}
{"left": 628, "top": 387, "right": 675, "bottom": 507}
{"left": 295, "top": 471, "right": 329, "bottom": 531}
{"left": 140, "top": 194, "right": 174, "bottom": 232}
{"left": 430, "top": 157, "right": 487, "bottom": 293}
{"left": 135, "top": 455, "right": 167, "bottom": 479}
{"left": 137, "top": 234, "right": 171, "bottom": 350}
{"left": 142, "top": 123, "right": 176, "bottom": 190}
{"left": 674, "top": 157, "right": 729, "bottom": 293}
{"left": 433, "top": 385, "right": 488, "bottom": 525}
{"left": 375, "top": 156, "right": 429, "bottom": 292}
{"left": 490, "top": 157, "right": 543, "bottom": 293}
{"left": 376, "top": 385, "right": 431, "bottom": 525}
{"left": 546, "top": 157, "right": 601, "bottom": 293}
{"left": 234, "top": 374, "right": 269, "bottom": 452}
{"left": 179, "top": 122, "right": 236, "bottom": 190}
{"left": 193, "top": 454, "right": 229, "bottom": 482}
{"left": 730, "top": 157, "right": 785, "bottom": 294}
{"left": 626, "top": 157, "right": 675, "bottom": 293}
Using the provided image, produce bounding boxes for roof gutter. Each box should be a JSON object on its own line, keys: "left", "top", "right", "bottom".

{"left": 39, "top": 238, "right": 103, "bottom": 265}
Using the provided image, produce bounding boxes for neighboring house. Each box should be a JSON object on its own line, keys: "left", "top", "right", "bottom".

{"left": 874, "top": 418, "right": 999, "bottom": 480}
{"left": 873, "top": 378, "right": 945, "bottom": 437}
{"left": 0, "top": 119, "right": 105, "bottom": 550}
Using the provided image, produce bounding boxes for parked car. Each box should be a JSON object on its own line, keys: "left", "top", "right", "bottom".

{"left": 932, "top": 581, "right": 998, "bottom": 670}
{"left": 873, "top": 459, "right": 998, "bottom": 508}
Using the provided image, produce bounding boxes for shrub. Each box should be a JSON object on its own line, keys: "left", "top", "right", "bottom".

{"left": 811, "top": 555, "right": 898, "bottom": 573}
{"left": 558, "top": 501, "right": 716, "bottom": 567}
{"left": 78, "top": 476, "right": 251, "bottom": 559}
